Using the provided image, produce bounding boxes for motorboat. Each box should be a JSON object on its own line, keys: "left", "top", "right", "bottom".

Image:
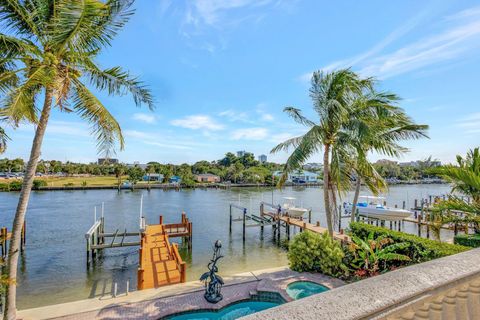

{"left": 282, "top": 197, "right": 308, "bottom": 218}
{"left": 344, "top": 196, "right": 412, "bottom": 221}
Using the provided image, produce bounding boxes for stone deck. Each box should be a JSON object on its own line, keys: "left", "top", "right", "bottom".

{"left": 18, "top": 266, "right": 344, "bottom": 320}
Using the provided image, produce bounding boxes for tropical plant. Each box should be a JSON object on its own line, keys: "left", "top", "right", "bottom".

{"left": 288, "top": 231, "right": 347, "bottom": 277}
{"left": 114, "top": 164, "right": 125, "bottom": 190}
{"left": 427, "top": 148, "right": 480, "bottom": 237}
{"left": 0, "top": 1, "right": 153, "bottom": 318}
{"left": 430, "top": 148, "right": 480, "bottom": 203}
{"left": 348, "top": 232, "right": 410, "bottom": 277}
{"left": 349, "top": 222, "right": 468, "bottom": 261}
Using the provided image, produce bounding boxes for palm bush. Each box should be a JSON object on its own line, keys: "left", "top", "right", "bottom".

{"left": 429, "top": 148, "right": 480, "bottom": 235}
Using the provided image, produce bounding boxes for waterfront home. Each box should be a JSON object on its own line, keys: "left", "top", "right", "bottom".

{"left": 273, "top": 170, "right": 319, "bottom": 183}
{"left": 143, "top": 173, "right": 164, "bottom": 182}
{"left": 194, "top": 173, "right": 221, "bottom": 183}
{"left": 169, "top": 175, "right": 182, "bottom": 184}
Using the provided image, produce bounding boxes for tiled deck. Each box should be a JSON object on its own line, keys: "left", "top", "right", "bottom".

{"left": 18, "top": 266, "right": 344, "bottom": 320}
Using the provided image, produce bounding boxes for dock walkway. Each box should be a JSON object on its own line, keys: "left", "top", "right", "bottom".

{"left": 261, "top": 210, "right": 351, "bottom": 243}
{"left": 137, "top": 215, "right": 191, "bottom": 290}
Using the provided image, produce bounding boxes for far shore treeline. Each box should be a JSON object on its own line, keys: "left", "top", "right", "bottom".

{"left": 0, "top": 153, "right": 443, "bottom": 190}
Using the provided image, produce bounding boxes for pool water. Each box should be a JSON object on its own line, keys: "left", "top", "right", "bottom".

{"left": 286, "top": 281, "right": 329, "bottom": 300}
{"left": 164, "top": 301, "right": 281, "bottom": 320}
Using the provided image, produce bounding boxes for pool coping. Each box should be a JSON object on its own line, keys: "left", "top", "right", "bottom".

{"left": 17, "top": 266, "right": 344, "bottom": 320}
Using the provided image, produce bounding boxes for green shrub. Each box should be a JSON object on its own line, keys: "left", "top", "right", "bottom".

{"left": 288, "top": 231, "right": 346, "bottom": 277}
{"left": 32, "top": 179, "right": 47, "bottom": 189}
{"left": 0, "top": 183, "right": 9, "bottom": 191}
{"left": 454, "top": 234, "right": 480, "bottom": 247}
{"left": 8, "top": 180, "right": 22, "bottom": 191}
{"left": 349, "top": 222, "right": 468, "bottom": 262}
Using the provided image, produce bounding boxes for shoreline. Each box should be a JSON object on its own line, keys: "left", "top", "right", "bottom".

{"left": 0, "top": 181, "right": 447, "bottom": 192}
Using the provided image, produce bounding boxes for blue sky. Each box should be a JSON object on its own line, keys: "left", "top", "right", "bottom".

{"left": 3, "top": 0, "right": 480, "bottom": 164}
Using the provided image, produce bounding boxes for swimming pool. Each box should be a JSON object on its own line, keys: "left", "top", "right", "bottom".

{"left": 164, "top": 300, "right": 281, "bottom": 320}
{"left": 286, "top": 281, "right": 329, "bottom": 300}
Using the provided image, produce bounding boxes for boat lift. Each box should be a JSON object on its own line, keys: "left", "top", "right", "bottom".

{"left": 229, "top": 203, "right": 276, "bottom": 241}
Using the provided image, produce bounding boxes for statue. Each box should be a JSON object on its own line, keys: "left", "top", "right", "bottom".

{"left": 200, "top": 240, "right": 224, "bottom": 303}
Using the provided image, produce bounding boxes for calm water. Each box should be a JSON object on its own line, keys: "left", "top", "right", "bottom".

{"left": 0, "top": 184, "right": 451, "bottom": 309}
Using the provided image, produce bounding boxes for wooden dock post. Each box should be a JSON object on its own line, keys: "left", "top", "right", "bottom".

{"left": 417, "top": 214, "right": 422, "bottom": 237}
{"left": 1, "top": 227, "right": 7, "bottom": 258}
{"left": 308, "top": 209, "right": 312, "bottom": 224}
{"left": 402, "top": 201, "right": 406, "bottom": 210}
{"left": 229, "top": 205, "right": 233, "bottom": 234}
{"left": 242, "top": 208, "right": 246, "bottom": 242}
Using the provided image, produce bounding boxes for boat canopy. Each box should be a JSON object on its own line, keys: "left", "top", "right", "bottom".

{"left": 283, "top": 197, "right": 296, "bottom": 200}
{"left": 359, "top": 195, "right": 386, "bottom": 200}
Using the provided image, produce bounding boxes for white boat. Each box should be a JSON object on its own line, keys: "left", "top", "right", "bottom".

{"left": 344, "top": 196, "right": 412, "bottom": 221}
{"left": 282, "top": 197, "right": 308, "bottom": 218}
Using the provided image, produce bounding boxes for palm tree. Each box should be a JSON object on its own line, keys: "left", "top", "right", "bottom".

{"left": 0, "top": 1, "right": 153, "bottom": 318}
{"left": 272, "top": 69, "right": 428, "bottom": 234}
{"left": 272, "top": 69, "right": 366, "bottom": 235}
{"left": 347, "top": 93, "right": 429, "bottom": 222}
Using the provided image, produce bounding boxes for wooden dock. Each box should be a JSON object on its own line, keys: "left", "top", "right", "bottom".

{"left": 137, "top": 214, "right": 191, "bottom": 290}
{"left": 262, "top": 209, "right": 351, "bottom": 243}
{"left": 1, "top": 221, "right": 26, "bottom": 259}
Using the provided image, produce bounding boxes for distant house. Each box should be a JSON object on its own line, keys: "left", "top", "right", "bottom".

{"left": 273, "top": 170, "right": 319, "bottom": 183}
{"left": 97, "top": 158, "right": 119, "bottom": 165}
{"left": 143, "top": 173, "right": 164, "bottom": 182}
{"left": 169, "top": 175, "right": 182, "bottom": 184}
{"left": 194, "top": 173, "right": 221, "bottom": 183}
{"left": 258, "top": 154, "right": 267, "bottom": 163}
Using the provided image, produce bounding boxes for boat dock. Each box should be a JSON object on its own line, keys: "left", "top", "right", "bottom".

{"left": 229, "top": 202, "right": 350, "bottom": 243}
{"left": 137, "top": 214, "right": 191, "bottom": 290}
{"left": 260, "top": 202, "right": 350, "bottom": 243}
{"left": 84, "top": 199, "right": 193, "bottom": 290}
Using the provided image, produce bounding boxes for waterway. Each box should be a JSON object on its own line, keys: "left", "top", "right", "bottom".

{"left": 0, "top": 184, "right": 451, "bottom": 309}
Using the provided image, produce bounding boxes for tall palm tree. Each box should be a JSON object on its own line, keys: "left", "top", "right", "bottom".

{"left": 272, "top": 69, "right": 365, "bottom": 235}
{"left": 0, "top": 1, "right": 153, "bottom": 318}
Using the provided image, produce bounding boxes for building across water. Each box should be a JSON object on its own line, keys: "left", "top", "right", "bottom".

{"left": 273, "top": 170, "right": 319, "bottom": 183}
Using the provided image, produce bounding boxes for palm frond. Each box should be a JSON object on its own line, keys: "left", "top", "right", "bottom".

{"left": 283, "top": 107, "right": 316, "bottom": 127}
{"left": 72, "top": 79, "right": 124, "bottom": 155}
{"left": 274, "top": 126, "right": 322, "bottom": 187}
{"left": 83, "top": 65, "right": 154, "bottom": 109}
{"left": 0, "top": 125, "right": 9, "bottom": 153}
{"left": 0, "top": 0, "right": 41, "bottom": 39}
{"left": 52, "top": 0, "right": 134, "bottom": 53}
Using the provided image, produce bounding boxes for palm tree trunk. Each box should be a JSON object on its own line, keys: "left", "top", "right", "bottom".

{"left": 4, "top": 90, "right": 53, "bottom": 320}
{"left": 351, "top": 177, "right": 362, "bottom": 223}
{"left": 323, "top": 144, "right": 333, "bottom": 236}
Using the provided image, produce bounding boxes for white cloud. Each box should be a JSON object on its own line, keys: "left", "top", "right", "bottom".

{"left": 456, "top": 112, "right": 480, "bottom": 130}
{"left": 170, "top": 115, "right": 224, "bottom": 131}
{"left": 231, "top": 127, "right": 268, "bottom": 140}
{"left": 218, "top": 109, "right": 250, "bottom": 122}
{"left": 300, "top": 5, "right": 480, "bottom": 80}
{"left": 133, "top": 113, "right": 157, "bottom": 124}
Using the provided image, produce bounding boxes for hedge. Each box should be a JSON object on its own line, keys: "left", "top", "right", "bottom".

{"left": 349, "top": 222, "right": 469, "bottom": 262}
{"left": 454, "top": 234, "right": 480, "bottom": 248}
